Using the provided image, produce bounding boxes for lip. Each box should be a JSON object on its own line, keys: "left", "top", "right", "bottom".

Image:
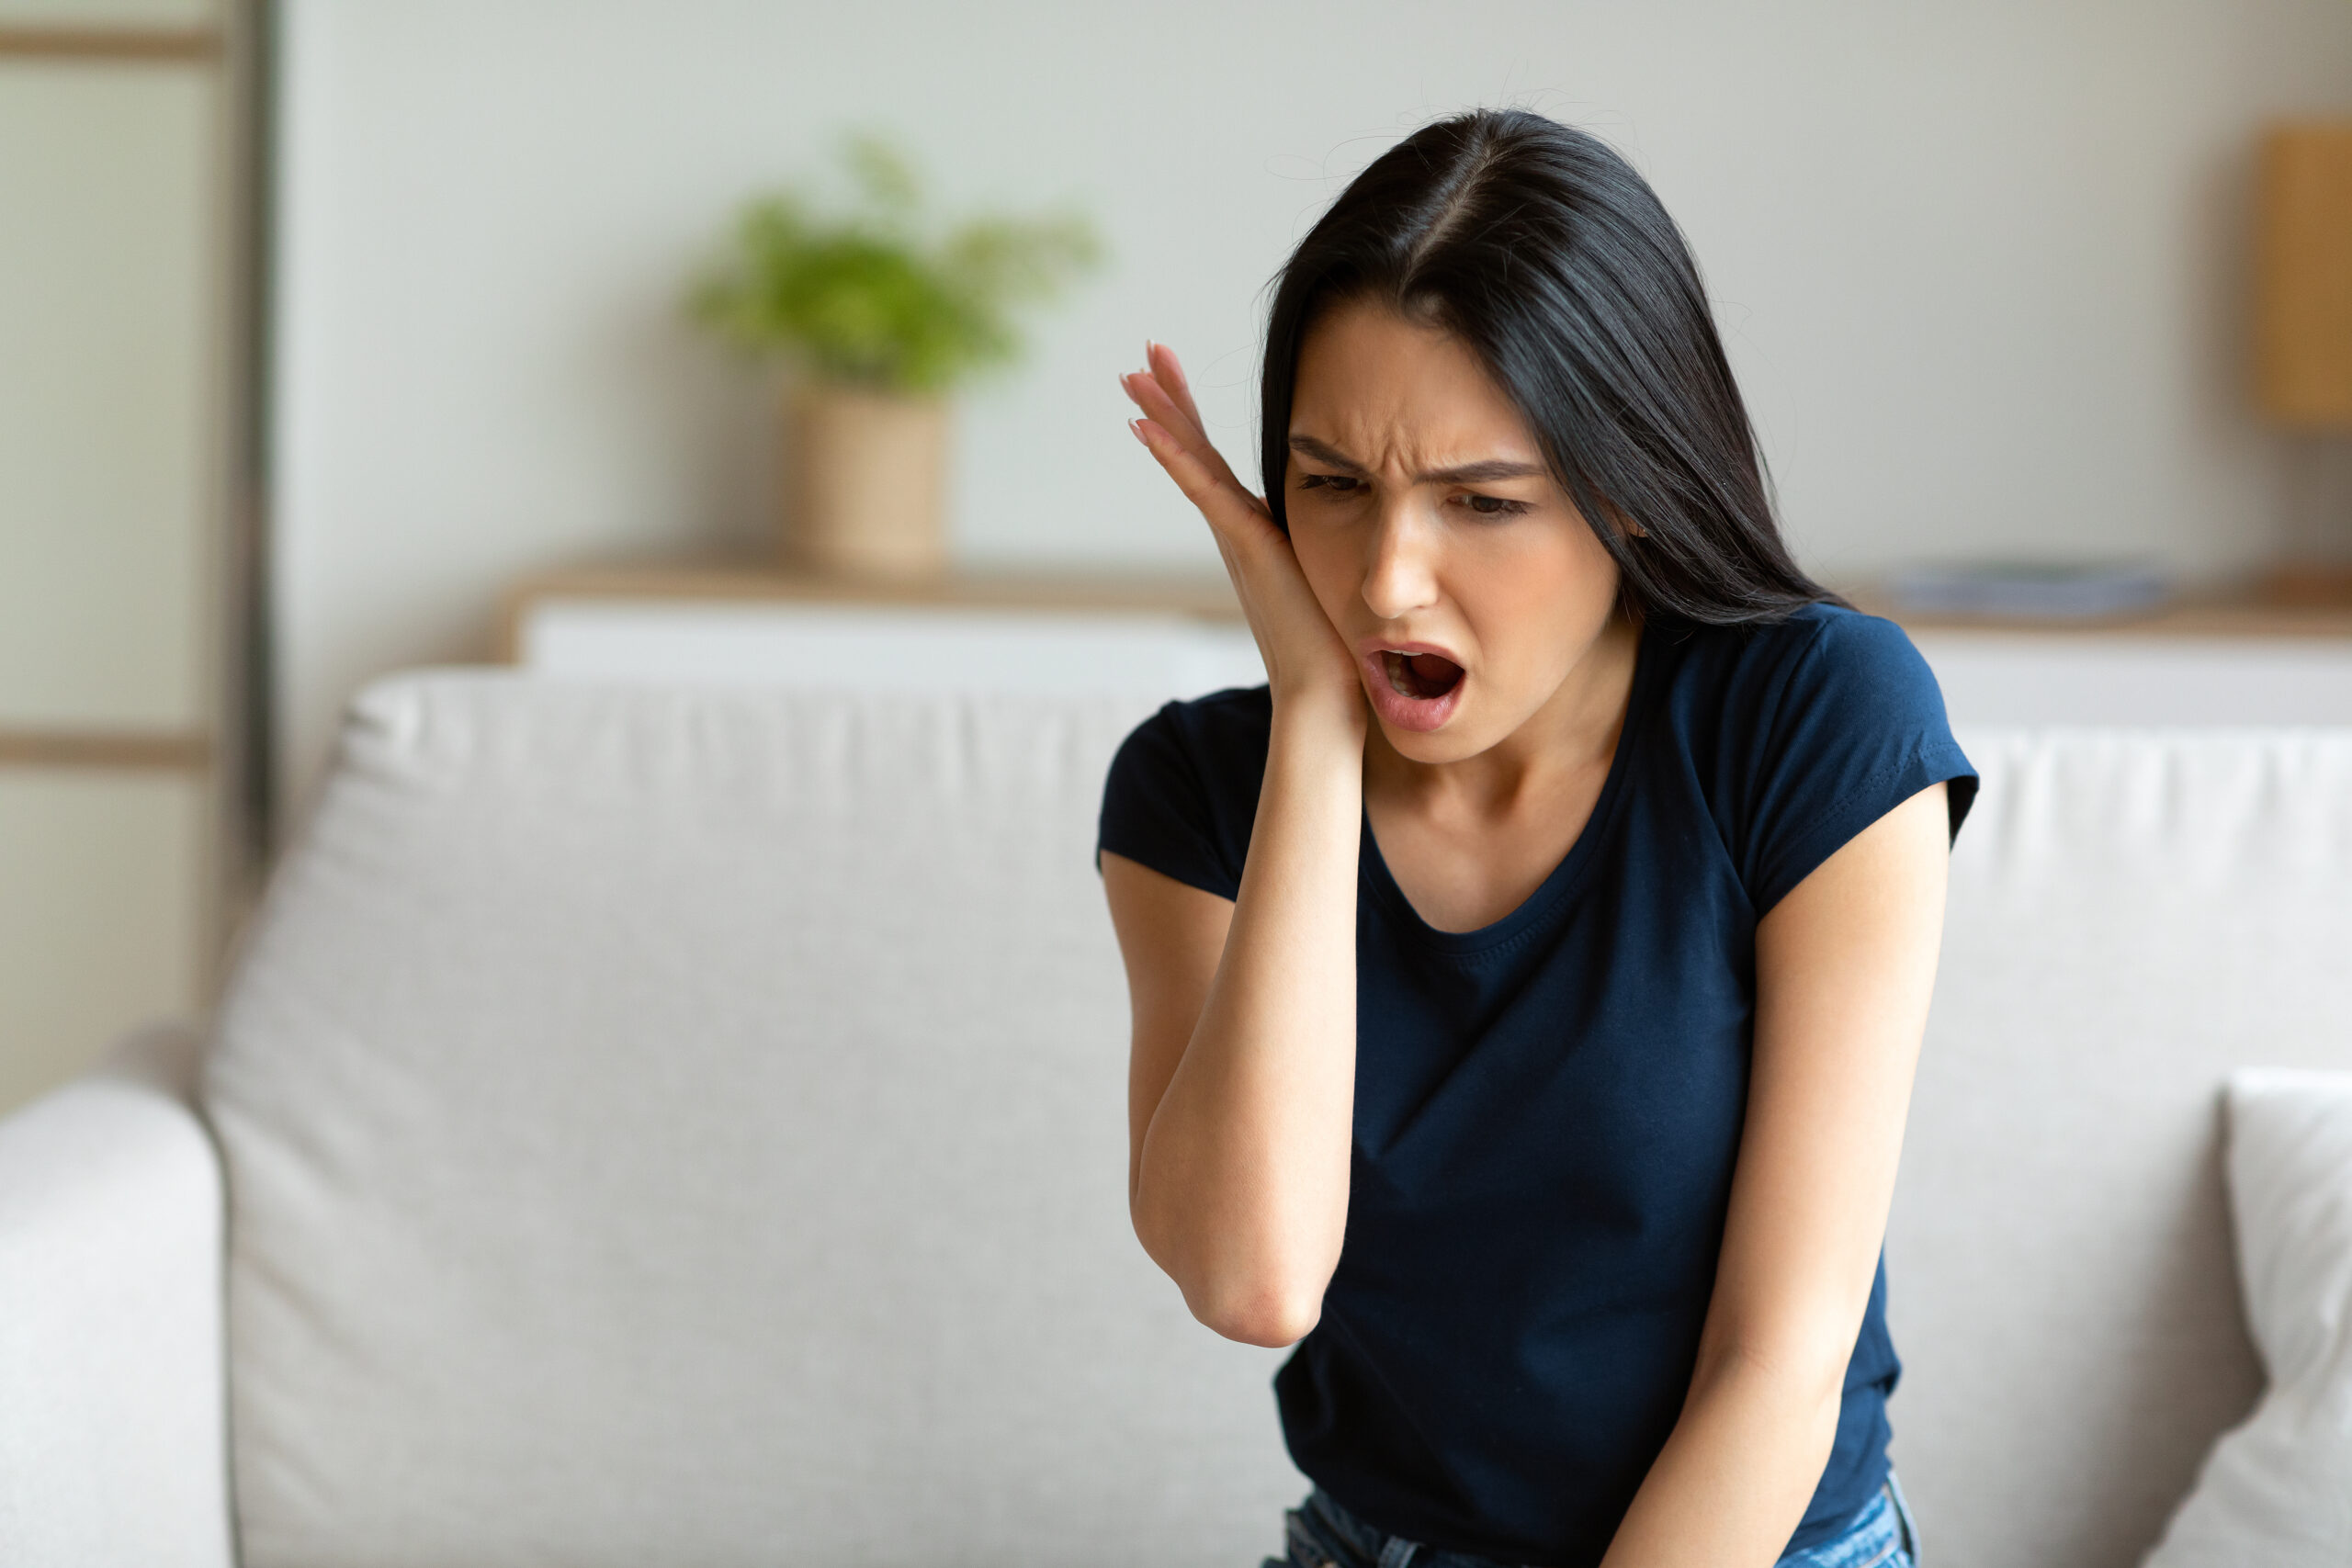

{"left": 1354, "top": 637, "right": 1467, "bottom": 734}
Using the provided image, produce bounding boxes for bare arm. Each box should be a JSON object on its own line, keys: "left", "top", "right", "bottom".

{"left": 1104, "top": 706, "right": 1359, "bottom": 1344}
{"left": 1105, "top": 344, "right": 1366, "bottom": 1348}
{"left": 1600, "top": 781, "right": 1951, "bottom": 1567}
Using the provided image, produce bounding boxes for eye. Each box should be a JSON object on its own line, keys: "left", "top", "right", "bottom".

{"left": 1297, "top": 473, "right": 1364, "bottom": 497}
{"left": 1457, "top": 491, "right": 1532, "bottom": 518}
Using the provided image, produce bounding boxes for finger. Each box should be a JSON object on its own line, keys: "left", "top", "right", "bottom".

{"left": 1119, "top": 369, "right": 1202, "bottom": 448}
{"left": 1146, "top": 341, "right": 1213, "bottom": 443}
{"left": 1121, "top": 372, "right": 1244, "bottom": 494}
{"left": 1130, "top": 418, "right": 1272, "bottom": 540}
{"left": 1120, "top": 355, "right": 1219, "bottom": 467}
{"left": 1117, "top": 368, "right": 1203, "bottom": 446}
{"left": 1126, "top": 414, "right": 1228, "bottom": 511}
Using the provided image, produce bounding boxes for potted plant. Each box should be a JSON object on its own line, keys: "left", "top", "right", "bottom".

{"left": 691, "top": 136, "right": 1102, "bottom": 580}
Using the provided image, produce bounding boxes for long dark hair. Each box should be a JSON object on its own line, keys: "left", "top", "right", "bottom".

{"left": 1261, "top": 109, "right": 1842, "bottom": 625}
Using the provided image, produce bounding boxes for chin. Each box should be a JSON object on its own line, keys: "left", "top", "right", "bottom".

{"left": 1371, "top": 705, "right": 1491, "bottom": 763}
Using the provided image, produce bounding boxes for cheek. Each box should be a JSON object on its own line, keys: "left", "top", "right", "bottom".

{"left": 1466, "top": 523, "right": 1620, "bottom": 672}
{"left": 1287, "top": 516, "right": 1363, "bottom": 624}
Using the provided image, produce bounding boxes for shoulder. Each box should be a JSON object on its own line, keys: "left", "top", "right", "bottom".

{"left": 1109, "top": 684, "right": 1272, "bottom": 793}
{"left": 1781, "top": 601, "right": 1939, "bottom": 689}
{"left": 1645, "top": 604, "right": 1974, "bottom": 912}
{"left": 1130, "top": 682, "right": 1273, "bottom": 750}
{"left": 1658, "top": 599, "right": 1928, "bottom": 682}
{"left": 1655, "top": 603, "right": 1945, "bottom": 743}
{"left": 1097, "top": 685, "right": 1271, "bottom": 900}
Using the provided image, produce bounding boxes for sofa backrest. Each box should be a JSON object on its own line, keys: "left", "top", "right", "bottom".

{"left": 204, "top": 675, "right": 2352, "bottom": 1568}
{"left": 205, "top": 674, "right": 1298, "bottom": 1568}
{"left": 1894, "top": 727, "right": 2352, "bottom": 1568}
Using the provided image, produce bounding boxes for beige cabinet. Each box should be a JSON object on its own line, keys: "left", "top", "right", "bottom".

{"left": 0, "top": 3, "right": 242, "bottom": 1111}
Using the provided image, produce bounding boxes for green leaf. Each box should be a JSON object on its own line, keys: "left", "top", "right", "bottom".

{"left": 686, "top": 134, "right": 1104, "bottom": 395}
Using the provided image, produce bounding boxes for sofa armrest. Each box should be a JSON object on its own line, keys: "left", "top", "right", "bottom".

{"left": 0, "top": 1021, "right": 235, "bottom": 1568}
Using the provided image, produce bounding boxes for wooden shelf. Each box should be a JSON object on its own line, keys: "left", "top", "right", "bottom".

{"left": 0, "top": 25, "right": 222, "bottom": 62}
{"left": 0, "top": 727, "right": 211, "bottom": 772}
{"left": 505, "top": 562, "right": 2352, "bottom": 657}
{"left": 1842, "top": 584, "right": 2352, "bottom": 640}
{"left": 501, "top": 564, "right": 1244, "bottom": 661}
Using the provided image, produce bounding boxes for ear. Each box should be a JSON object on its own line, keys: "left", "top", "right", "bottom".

{"left": 1590, "top": 493, "right": 1647, "bottom": 539}
{"left": 1577, "top": 489, "right": 1648, "bottom": 543}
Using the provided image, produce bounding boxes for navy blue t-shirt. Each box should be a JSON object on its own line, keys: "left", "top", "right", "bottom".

{"left": 1096, "top": 604, "right": 1977, "bottom": 1566}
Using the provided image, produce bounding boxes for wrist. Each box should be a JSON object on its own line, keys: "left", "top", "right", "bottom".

{"left": 1268, "top": 687, "right": 1369, "bottom": 761}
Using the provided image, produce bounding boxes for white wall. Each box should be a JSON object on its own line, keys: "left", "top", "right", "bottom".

{"left": 273, "top": 0, "right": 2352, "bottom": 801}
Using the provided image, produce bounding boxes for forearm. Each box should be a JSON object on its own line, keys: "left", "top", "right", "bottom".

{"left": 1132, "top": 699, "right": 1363, "bottom": 1346}
{"left": 1600, "top": 1351, "right": 1844, "bottom": 1568}
{"left": 1602, "top": 784, "right": 1952, "bottom": 1562}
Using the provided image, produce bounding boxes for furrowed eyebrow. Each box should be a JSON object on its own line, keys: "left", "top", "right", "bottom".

{"left": 1287, "top": 434, "right": 1544, "bottom": 486}
{"left": 1287, "top": 435, "right": 1368, "bottom": 474}
{"left": 1422, "top": 458, "right": 1548, "bottom": 485}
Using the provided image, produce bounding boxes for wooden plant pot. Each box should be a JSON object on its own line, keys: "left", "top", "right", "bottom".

{"left": 786, "top": 383, "right": 950, "bottom": 580}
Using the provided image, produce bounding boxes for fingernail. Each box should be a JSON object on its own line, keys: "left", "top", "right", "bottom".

{"left": 1129, "top": 418, "right": 1153, "bottom": 446}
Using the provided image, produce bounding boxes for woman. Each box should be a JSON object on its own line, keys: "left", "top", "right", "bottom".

{"left": 1100, "top": 110, "right": 1973, "bottom": 1568}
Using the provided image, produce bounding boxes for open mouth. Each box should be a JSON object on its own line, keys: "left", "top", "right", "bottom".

{"left": 1381, "top": 649, "right": 1465, "bottom": 701}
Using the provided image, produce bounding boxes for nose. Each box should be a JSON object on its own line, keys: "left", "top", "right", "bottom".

{"left": 1359, "top": 497, "right": 1442, "bottom": 624}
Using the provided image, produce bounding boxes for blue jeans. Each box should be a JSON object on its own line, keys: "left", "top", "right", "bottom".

{"left": 1262, "top": 1470, "right": 1920, "bottom": 1568}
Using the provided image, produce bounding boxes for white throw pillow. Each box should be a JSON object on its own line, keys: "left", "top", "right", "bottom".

{"left": 2143, "top": 1068, "right": 2352, "bottom": 1567}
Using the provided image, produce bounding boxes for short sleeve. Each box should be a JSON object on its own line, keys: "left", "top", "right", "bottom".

{"left": 1096, "top": 700, "right": 1249, "bottom": 900}
{"left": 1741, "top": 612, "right": 1977, "bottom": 916}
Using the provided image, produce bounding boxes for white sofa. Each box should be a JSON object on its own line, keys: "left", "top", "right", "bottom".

{"left": 3, "top": 672, "right": 2348, "bottom": 1568}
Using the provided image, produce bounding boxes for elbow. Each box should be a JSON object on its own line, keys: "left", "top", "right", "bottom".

{"left": 1129, "top": 1178, "right": 1338, "bottom": 1347}
{"left": 1185, "top": 1278, "right": 1325, "bottom": 1348}
{"left": 1690, "top": 1332, "right": 1850, "bottom": 1438}
{"left": 1132, "top": 1205, "right": 1329, "bottom": 1346}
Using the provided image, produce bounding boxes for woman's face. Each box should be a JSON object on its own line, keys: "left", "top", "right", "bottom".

{"left": 1283, "top": 298, "right": 1626, "bottom": 765}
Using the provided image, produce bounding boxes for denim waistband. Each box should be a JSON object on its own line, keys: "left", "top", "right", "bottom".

{"left": 1297, "top": 1489, "right": 1533, "bottom": 1568}
{"left": 1286, "top": 1472, "right": 1917, "bottom": 1568}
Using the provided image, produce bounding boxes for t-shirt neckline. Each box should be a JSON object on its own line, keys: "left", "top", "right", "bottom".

{"left": 1357, "top": 615, "right": 1660, "bottom": 955}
